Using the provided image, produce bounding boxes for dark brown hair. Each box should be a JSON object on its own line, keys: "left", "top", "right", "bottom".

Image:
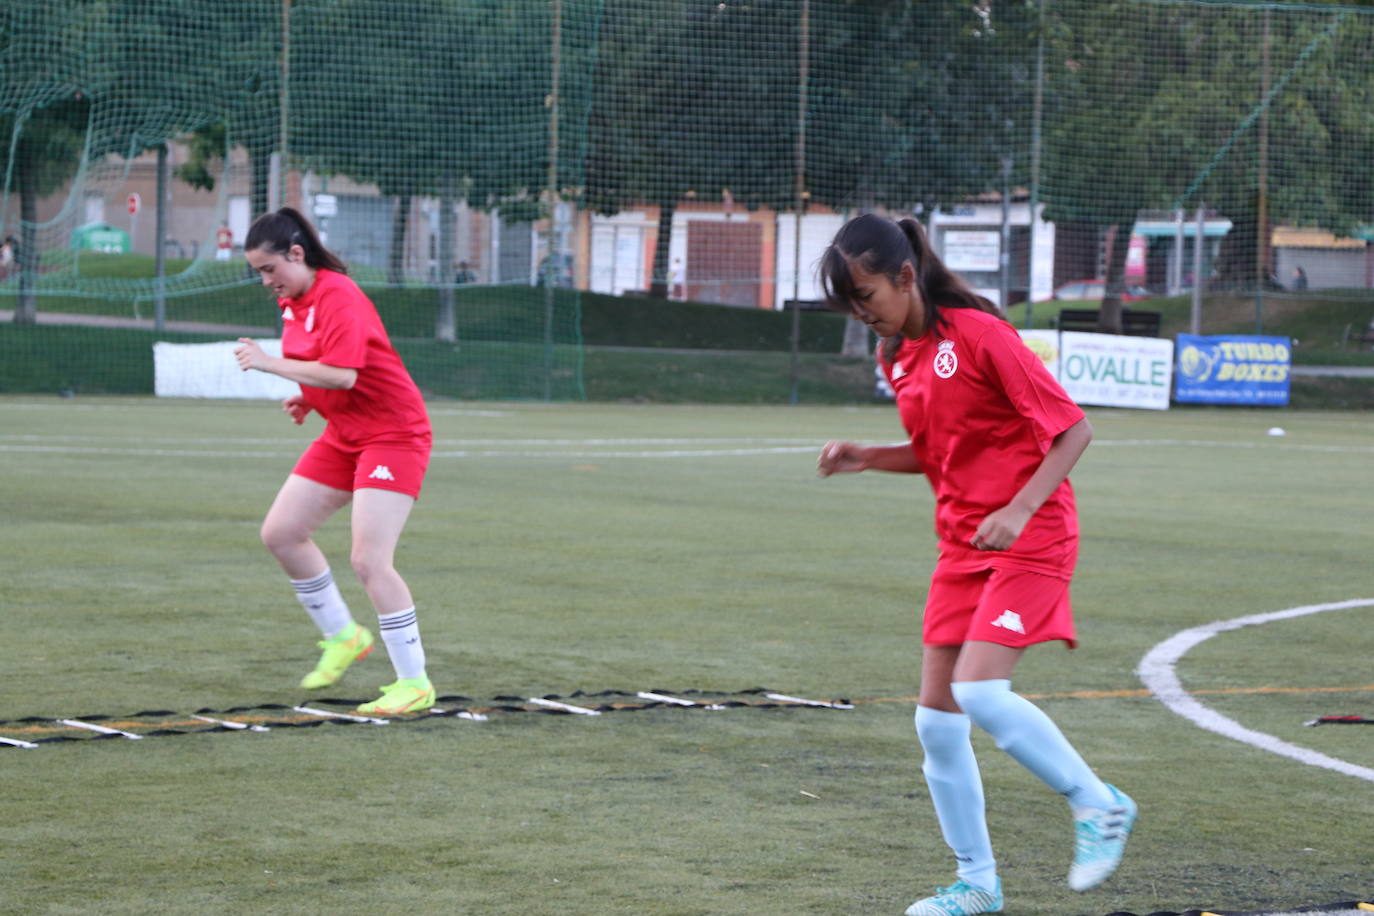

{"left": 819, "top": 214, "right": 1002, "bottom": 361}
{"left": 244, "top": 207, "right": 348, "bottom": 274}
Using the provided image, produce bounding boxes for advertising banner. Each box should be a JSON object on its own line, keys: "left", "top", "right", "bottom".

{"left": 1174, "top": 334, "right": 1291, "bottom": 405}
{"left": 154, "top": 340, "right": 299, "bottom": 399}
{"left": 1020, "top": 330, "right": 1174, "bottom": 410}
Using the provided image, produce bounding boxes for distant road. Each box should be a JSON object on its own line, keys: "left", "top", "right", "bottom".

{"left": 0, "top": 309, "right": 273, "bottom": 338}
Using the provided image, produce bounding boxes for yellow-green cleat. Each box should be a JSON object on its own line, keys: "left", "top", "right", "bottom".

{"left": 299, "top": 622, "right": 374, "bottom": 690}
{"left": 356, "top": 676, "right": 436, "bottom": 716}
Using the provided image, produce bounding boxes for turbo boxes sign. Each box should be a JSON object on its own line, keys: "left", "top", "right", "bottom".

{"left": 1174, "top": 334, "right": 1291, "bottom": 405}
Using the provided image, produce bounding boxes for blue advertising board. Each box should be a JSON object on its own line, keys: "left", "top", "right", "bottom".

{"left": 1174, "top": 334, "right": 1291, "bottom": 405}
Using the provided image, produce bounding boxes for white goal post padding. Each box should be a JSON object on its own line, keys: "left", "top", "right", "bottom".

{"left": 153, "top": 340, "right": 298, "bottom": 399}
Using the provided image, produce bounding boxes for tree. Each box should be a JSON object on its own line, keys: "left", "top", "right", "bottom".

{"left": 0, "top": 0, "right": 105, "bottom": 323}
{"left": 808, "top": 0, "right": 1037, "bottom": 215}
{"left": 1040, "top": 0, "right": 1374, "bottom": 329}
{"left": 585, "top": 0, "right": 799, "bottom": 298}
{"left": 585, "top": 1, "right": 1038, "bottom": 303}
{"left": 291, "top": 0, "right": 557, "bottom": 305}
{"left": 172, "top": 0, "right": 282, "bottom": 224}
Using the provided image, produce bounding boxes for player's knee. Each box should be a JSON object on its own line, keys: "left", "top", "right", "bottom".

{"left": 349, "top": 547, "right": 391, "bottom": 586}
{"left": 950, "top": 679, "right": 1013, "bottom": 730}
{"left": 260, "top": 518, "right": 301, "bottom": 557}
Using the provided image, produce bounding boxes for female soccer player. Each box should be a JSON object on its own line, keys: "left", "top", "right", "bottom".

{"left": 234, "top": 207, "right": 436, "bottom": 716}
{"left": 815, "top": 214, "right": 1135, "bottom": 916}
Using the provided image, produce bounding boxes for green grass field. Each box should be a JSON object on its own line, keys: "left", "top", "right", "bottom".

{"left": 3, "top": 397, "right": 1372, "bottom": 915}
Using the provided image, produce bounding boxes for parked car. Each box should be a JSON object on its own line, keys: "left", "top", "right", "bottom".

{"left": 1050, "top": 279, "right": 1152, "bottom": 302}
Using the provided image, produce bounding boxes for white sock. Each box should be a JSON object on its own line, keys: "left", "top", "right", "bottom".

{"left": 915, "top": 706, "right": 998, "bottom": 891}
{"left": 377, "top": 607, "right": 426, "bottom": 680}
{"left": 291, "top": 569, "right": 353, "bottom": 639}
{"left": 951, "top": 679, "right": 1114, "bottom": 810}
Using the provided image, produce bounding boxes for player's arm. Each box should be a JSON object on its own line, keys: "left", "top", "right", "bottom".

{"left": 234, "top": 338, "right": 357, "bottom": 389}
{"left": 817, "top": 441, "right": 922, "bottom": 477}
{"left": 971, "top": 416, "right": 1092, "bottom": 550}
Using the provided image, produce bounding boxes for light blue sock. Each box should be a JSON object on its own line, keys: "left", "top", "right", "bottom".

{"left": 914, "top": 706, "right": 998, "bottom": 892}
{"left": 951, "top": 679, "right": 1114, "bottom": 809}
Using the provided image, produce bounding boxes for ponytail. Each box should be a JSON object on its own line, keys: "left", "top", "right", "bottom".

{"left": 244, "top": 207, "right": 348, "bottom": 274}
{"left": 819, "top": 213, "right": 1002, "bottom": 364}
{"left": 886, "top": 218, "right": 1002, "bottom": 360}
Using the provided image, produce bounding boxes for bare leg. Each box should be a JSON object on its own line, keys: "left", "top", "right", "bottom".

{"left": 260, "top": 474, "right": 352, "bottom": 579}
{"left": 349, "top": 487, "right": 416, "bottom": 615}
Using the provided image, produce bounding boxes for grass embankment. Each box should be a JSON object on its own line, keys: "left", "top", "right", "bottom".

{"left": 3, "top": 253, "right": 1373, "bottom": 404}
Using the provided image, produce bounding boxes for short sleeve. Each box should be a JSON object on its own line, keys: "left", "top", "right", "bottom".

{"left": 975, "top": 321, "right": 1084, "bottom": 440}
{"left": 313, "top": 287, "right": 369, "bottom": 369}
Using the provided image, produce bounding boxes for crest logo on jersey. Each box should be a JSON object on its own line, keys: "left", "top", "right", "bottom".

{"left": 933, "top": 339, "right": 958, "bottom": 379}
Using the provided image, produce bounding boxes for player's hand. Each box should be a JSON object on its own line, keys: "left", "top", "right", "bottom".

{"left": 282, "top": 394, "right": 310, "bottom": 425}
{"left": 817, "top": 440, "right": 868, "bottom": 477}
{"left": 971, "top": 504, "right": 1033, "bottom": 551}
{"left": 234, "top": 338, "right": 272, "bottom": 372}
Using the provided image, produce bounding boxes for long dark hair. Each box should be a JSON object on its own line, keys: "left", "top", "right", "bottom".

{"left": 819, "top": 213, "right": 1002, "bottom": 361}
{"left": 244, "top": 207, "right": 348, "bottom": 274}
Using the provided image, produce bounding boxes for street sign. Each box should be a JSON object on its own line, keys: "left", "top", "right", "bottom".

{"left": 312, "top": 194, "right": 337, "bottom": 219}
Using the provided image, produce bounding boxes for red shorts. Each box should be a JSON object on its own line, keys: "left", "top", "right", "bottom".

{"left": 922, "top": 563, "right": 1076, "bottom": 649}
{"left": 292, "top": 436, "right": 430, "bottom": 499}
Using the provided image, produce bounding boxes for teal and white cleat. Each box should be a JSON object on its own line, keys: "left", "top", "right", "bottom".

{"left": 1068, "top": 783, "right": 1137, "bottom": 891}
{"left": 905, "top": 878, "right": 1003, "bottom": 916}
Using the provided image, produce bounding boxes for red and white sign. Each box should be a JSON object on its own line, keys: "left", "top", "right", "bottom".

{"left": 127, "top": 193, "right": 141, "bottom": 215}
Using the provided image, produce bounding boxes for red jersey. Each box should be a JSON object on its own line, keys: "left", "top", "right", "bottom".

{"left": 880, "top": 308, "right": 1086, "bottom": 578}
{"left": 278, "top": 269, "right": 430, "bottom": 447}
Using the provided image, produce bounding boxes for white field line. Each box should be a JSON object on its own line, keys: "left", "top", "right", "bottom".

{"left": 1138, "top": 598, "right": 1374, "bottom": 784}
{"left": 4, "top": 436, "right": 1373, "bottom": 460}
{"left": 0, "top": 736, "right": 39, "bottom": 748}
{"left": 0, "top": 436, "right": 821, "bottom": 460}
{"left": 0, "top": 401, "right": 516, "bottom": 418}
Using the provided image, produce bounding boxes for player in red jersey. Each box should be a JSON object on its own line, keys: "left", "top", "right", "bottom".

{"left": 233, "top": 207, "right": 436, "bottom": 716}
{"left": 815, "top": 214, "right": 1135, "bottom": 916}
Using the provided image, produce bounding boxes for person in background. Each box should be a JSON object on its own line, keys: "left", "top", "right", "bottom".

{"left": 815, "top": 213, "right": 1135, "bottom": 916}
{"left": 0, "top": 235, "right": 17, "bottom": 280}
{"left": 215, "top": 222, "right": 234, "bottom": 261}
{"left": 233, "top": 207, "right": 438, "bottom": 716}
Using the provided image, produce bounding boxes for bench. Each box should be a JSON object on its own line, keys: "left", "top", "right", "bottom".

{"left": 1052, "top": 308, "right": 1162, "bottom": 338}
{"left": 1342, "top": 322, "right": 1374, "bottom": 351}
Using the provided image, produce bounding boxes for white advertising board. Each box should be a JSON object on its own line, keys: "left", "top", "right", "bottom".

{"left": 943, "top": 230, "right": 1000, "bottom": 272}
{"left": 1020, "top": 329, "right": 1173, "bottom": 410}
{"left": 154, "top": 340, "right": 299, "bottom": 399}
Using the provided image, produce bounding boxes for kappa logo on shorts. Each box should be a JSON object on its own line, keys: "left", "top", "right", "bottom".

{"left": 933, "top": 339, "right": 958, "bottom": 378}
{"left": 990, "top": 609, "right": 1025, "bottom": 634}
{"left": 367, "top": 465, "right": 396, "bottom": 481}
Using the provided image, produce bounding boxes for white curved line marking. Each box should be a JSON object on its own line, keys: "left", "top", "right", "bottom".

{"left": 1138, "top": 598, "right": 1374, "bottom": 783}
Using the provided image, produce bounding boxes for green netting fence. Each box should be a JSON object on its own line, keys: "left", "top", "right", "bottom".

{"left": 2, "top": 0, "right": 1373, "bottom": 398}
